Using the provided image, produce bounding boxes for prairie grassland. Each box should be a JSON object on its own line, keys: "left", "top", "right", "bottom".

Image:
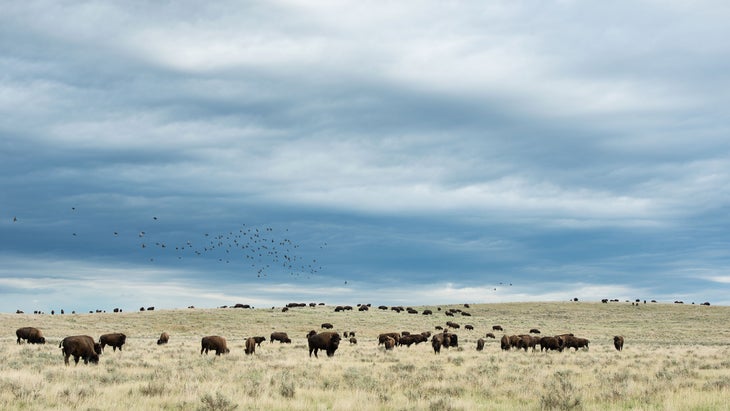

{"left": 2, "top": 302, "right": 729, "bottom": 410}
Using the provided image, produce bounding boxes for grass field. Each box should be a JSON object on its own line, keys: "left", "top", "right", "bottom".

{"left": 2, "top": 302, "right": 729, "bottom": 410}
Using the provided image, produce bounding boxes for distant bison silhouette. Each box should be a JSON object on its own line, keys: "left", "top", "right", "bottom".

{"left": 492, "top": 325, "right": 503, "bottom": 331}
{"left": 16, "top": 327, "right": 45, "bottom": 344}
{"left": 476, "top": 338, "right": 485, "bottom": 351}
{"left": 485, "top": 332, "right": 496, "bottom": 339}
{"left": 321, "top": 323, "right": 334, "bottom": 329}
{"left": 529, "top": 328, "right": 541, "bottom": 334}
{"left": 201, "top": 336, "right": 229, "bottom": 355}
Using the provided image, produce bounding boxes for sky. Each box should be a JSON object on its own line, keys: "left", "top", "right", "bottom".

{"left": 2, "top": 1, "right": 729, "bottom": 313}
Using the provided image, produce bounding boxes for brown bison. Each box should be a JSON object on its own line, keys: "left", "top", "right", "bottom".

{"left": 16, "top": 327, "right": 45, "bottom": 344}
{"left": 378, "top": 333, "right": 401, "bottom": 346}
{"left": 613, "top": 335, "right": 624, "bottom": 351}
{"left": 493, "top": 325, "right": 503, "bottom": 331}
{"left": 99, "top": 333, "right": 126, "bottom": 352}
{"left": 539, "top": 336, "right": 564, "bottom": 352}
{"left": 349, "top": 337, "right": 357, "bottom": 344}
{"left": 476, "top": 338, "right": 485, "bottom": 351}
{"left": 485, "top": 332, "right": 496, "bottom": 339}
{"left": 559, "top": 335, "right": 589, "bottom": 351}
{"left": 245, "top": 337, "right": 256, "bottom": 355}
{"left": 270, "top": 332, "right": 291, "bottom": 343}
{"left": 307, "top": 331, "right": 341, "bottom": 358}
{"left": 529, "top": 328, "right": 541, "bottom": 334}
{"left": 252, "top": 336, "right": 266, "bottom": 346}
{"left": 431, "top": 332, "right": 458, "bottom": 354}
{"left": 60, "top": 335, "right": 102, "bottom": 365}
{"left": 517, "top": 334, "right": 538, "bottom": 351}
{"left": 157, "top": 332, "right": 169, "bottom": 345}
{"left": 201, "top": 336, "right": 230, "bottom": 355}
{"left": 383, "top": 336, "right": 396, "bottom": 350}
{"left": 321, "top": 322, "right": 334, "bottom": 329}
{"left": 500, "top": 335, "right": 511, "bottom": 350}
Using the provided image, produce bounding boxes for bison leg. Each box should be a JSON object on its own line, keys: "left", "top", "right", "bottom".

{"left": 64, "top": 354, "right": 70, "bottom": 366}
{"left": 73, "top": 355, "right": 81, "bottom": 365}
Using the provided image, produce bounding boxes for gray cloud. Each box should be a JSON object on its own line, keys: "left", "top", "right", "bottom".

{"left": 1, "top": 1, "right": 729, "bottom": 311}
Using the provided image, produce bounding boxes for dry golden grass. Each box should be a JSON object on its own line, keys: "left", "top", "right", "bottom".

{"left": 2, "top": 302, "right": 729, "bottom": 410}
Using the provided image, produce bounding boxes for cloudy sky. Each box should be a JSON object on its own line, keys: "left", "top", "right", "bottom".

{"left": 2, "top": 1, "right": 729, "bottom": 312}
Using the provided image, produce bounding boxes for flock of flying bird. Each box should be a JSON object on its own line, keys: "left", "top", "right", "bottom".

{"left": 7, "top": 209, "right": 327, "bottom": 280}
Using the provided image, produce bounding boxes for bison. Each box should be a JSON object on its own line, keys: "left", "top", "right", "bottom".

{"left": 476, "top": 338, "right": 485, "bottom": 351}
{"left": 349, "top": 337, "right": 357, "bottom": 344}
{"left": 493, "top": 325, "right": 503, "bottom": 331}
{"left": 559, "top": 335, "right": 589, "bottom": 351}
{"left": 517, "top": 334, "right": 538, "bottom": 351}
{"left": 539, "top": 336, "right": 564, "bottom": 352}
{"left": 613, "top": 335, "right": 624, "bottom": 351}
{"left": 60, "top": 335, "right": 101, "bottom": 365}
{"left": 485, "top": 332, "right": 496, "bottom": 339}
{"left": 529, "top": 328, "right": 541, "bottom": 334}
{"left": 157, "top": 332, "right": 169, "bottom": 345}
{"left": 321, "top": 323, "right": 334, "bottom": 329}
{"left": 201, "top": 336, "right": 230, "bottom": 355}
{"left": 378, "top": 333, "right": 401, "bottom": 346}
{"left": 16, "top": 327, "right": 45, "bottom": 344}
{"left": 383, "top": 336, "right": 396, "bottom": 350}
{"left": 253, "top": 336, "right": 267, "bottom": 346}
{"left": 99, "top": 333, "right": 126, "bottom": 352}
{"left": 270, "top": 332, "right": 291, "bottom": 344}
{"left": 500, "top": 335, "right": 511, "bottom": 350}
{"left": 307, "top": 331, "right": 341, "bottom": 358}
{"left": 245, "top": 337, "right": 256, "bottom": 355}
{"left": 431, "top": 332, "right": 458, "bottom": 354}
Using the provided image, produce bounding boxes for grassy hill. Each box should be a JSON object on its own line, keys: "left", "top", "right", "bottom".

{"left": 2, "top": 302, "right": 729, "bottom": 410}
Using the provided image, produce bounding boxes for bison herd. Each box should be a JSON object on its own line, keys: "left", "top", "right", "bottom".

{"left": 13, "top": 315, "right": 627, "bottom": 366}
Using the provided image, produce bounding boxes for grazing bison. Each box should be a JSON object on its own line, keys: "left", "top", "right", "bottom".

{"left": 613, "top": 335, "right": 624, "bottom": 351}
{"left": 500, "top": 335, "right": 511, "bottom": 350}
{"left": 431, "top": 332, "right": 458, "bottom": 354}
{"left": 378, "top": 333, "right": 401, "bottom": 346}
{"left": 60, "top": 335, "right": 101, "bottom": 365}
{"left": 422, "top": 309, "right": 433, "bottom": 315}
{"left": 349, "top": 337, "right": 357, "bottom": 344}
{"left": 529, "top": 328, "right": 541, "bottom": 334}
{"left": 493, "top": 325, "right": 503, "bottom": 331}
{"left": 559, "top": 335, "right": 589, "bottom": 351}
{"left": 16, "top": 327, "right": 45, "bottom": 344}
{"left": 485, "top": 332, "right": 496, "bottom": 339}
{"left": 476, "top": 338, "right": 485, "bottom": 351}
{"left": 270, "top": 332, "right": 291, "bottom": 344}
{"left": 464, "top": 324, "right": 474, "bottom": 330}
{"left": 99, "top": 333, "right": 126, "bottom": 352}
{"left": 201, "top": 336, "right": 230, "bottom": 355}
{"left": 383, "top": 336, "right": 396, "bottom": 350}
{"left": 539, "top": 336, "right": 564, "bottom": 352}
{"left": 245, "top": 337, "right": 256, "bottom": 355}
{"left": 517, "top": 334, "right": 538, "bottom": 351}
{"left": 321, "top": 323, "right": 334, "bottom": 329}
{"left": 157, "top": 332, "right": 169, "bottom": 345}
{"left": 308, "top": 331, "right": 341, "bottom": 358}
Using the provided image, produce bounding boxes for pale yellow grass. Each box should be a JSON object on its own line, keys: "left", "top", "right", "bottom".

{"left": 2, "top": 302, "right": 729, "bottom": 410}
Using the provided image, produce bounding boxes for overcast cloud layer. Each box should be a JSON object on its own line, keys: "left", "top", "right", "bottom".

{"left": 2, "top": 1, "right": 729, "bottom": 312}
